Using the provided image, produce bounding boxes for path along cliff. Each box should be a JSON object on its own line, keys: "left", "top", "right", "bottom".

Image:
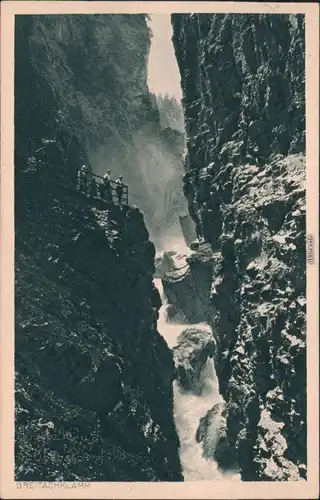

{"left": 14, "top": 13, "right": 184, "bottom": 482}
{"left": 170, "top": 13, "right": 306, "bottom": 481}
{"left": 15, "top": 14, "right": 186, "bottom": 247}
{"left": 15, "top": 173, "right": 183, "bottom": 482}
{"left": 14, "top": 11, "right": 307, "bottom": 483}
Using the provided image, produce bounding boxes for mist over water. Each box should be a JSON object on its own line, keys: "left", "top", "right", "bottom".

{"left": 89, "top": 126, "right": 187, "bottom": 246}
{"left": 157, "top": 222, "right": 191, "bottom": 255}
{"left": 88, "top": 15, "right": 187, "bottom": 246}
{"left": 147, "top": 14, "right": 240, "bottom": 470}
{"left": 155, "top": 274, "right": 241, "bottom": 481}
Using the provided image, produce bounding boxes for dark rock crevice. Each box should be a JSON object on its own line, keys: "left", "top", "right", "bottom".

{"left": 172, "top": 13, "right": 306, "bottom": 481}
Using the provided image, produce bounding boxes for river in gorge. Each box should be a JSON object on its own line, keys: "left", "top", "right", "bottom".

{"left": 154, "top": 274, "right": 241, "bottom": 481}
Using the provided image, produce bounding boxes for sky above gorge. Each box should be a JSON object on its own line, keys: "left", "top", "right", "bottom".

{"left": 147, "top": 14, "right": 182, "bottom": 100}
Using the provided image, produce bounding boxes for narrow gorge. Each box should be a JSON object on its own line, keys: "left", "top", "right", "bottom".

{"left": 15, "top": 13, "right": 184, "bottom": 482}
{"left": 14, "top": 12, "right": 306, "bottom": 484}
{"left": 168, "top": 13, "right": 306, "bottom": 481}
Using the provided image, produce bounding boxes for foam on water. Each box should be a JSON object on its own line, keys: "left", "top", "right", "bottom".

{"left": 155, "top": 276, "right": 241, "bottom": 481}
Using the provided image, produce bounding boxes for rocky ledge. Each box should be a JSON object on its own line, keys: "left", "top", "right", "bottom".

{"left": 15, "top": 173, "right": 183, "bottom": 482}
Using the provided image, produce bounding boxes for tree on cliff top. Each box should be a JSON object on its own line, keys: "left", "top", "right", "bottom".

{"left": 152, "top": 93, "right": 184, "bottom": 133}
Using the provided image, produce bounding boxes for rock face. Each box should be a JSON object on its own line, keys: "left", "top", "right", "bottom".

{"left": 162, "top": 262, "right": 204, "bottom": 323}
{"left": 15, "top": 172, "right": 183, "bottom": 482}
{"left": 172, "top": 13, "right": 306, "bottom": 481}
{"left": 173, "top": 327, "right": 216, "bottom": 395}
{"left": 14, "top": 14, "right": 183, "bottom": 482}
{"left": 179, "top": 214, "right": 197, "bottom": 248}
{"left": 196, "top": 402, "right": 237, "bottom": 471}
{"left": 162, "top": 243, "right": 214, "bottom": 324}
{"left": 15, "top": 14, "right": 187, "bottom": 246}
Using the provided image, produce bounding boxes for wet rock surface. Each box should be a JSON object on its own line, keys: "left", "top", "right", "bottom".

{"left": 173, "top": 327, "right": 216, "bottom": 395}
{"left": 172, "top": 13, "right": 306, "bottom": 481}
{"left": 179, "top": 214, "right": 198, "bottom": 247}
{"left": 161, "top": 244, "right": 214, "bottom": 323}
{"left": 163, "top": 266, "right": 205, "bottom": 324}
{"left": 196, "top": 401, "right": 237, "bottom": 471}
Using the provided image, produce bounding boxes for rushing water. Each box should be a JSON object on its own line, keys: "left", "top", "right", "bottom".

{"left": 155, "top": 277, "right": 241, "bottom": 481}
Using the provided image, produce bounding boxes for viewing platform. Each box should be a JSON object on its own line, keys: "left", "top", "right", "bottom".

{"left": 18, "top": 166, "right": 129, "bottom": 206}
{"left": 78, "top": 172, "right": 129, "bottom": 206}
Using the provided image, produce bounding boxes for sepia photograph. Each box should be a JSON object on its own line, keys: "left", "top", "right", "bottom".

{"left": 0, "top": 1, "right": 319, "bottom": 499}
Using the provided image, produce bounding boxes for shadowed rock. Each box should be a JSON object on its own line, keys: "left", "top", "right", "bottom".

{"left": 172, "top": 13, "right": 306, "bottom": 481}
{"left": 162, "top": 244, "right": 214, "bottom": 323}
{"left": 173, "top": 327, "right": 216, "bottom": 394}
{"left": 196, "top": 401, "right": 238, "bottom": 471}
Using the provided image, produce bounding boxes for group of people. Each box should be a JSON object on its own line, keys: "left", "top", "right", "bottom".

{"left": 77, "top": 165, "right": 125, "bottom": 205}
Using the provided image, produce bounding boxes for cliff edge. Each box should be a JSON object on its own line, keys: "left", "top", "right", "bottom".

{"left": 14, "top": 14, "right": 183, "bottom": 482}
{"left": 15, "top": 173, "right": 183, "bottom": 481}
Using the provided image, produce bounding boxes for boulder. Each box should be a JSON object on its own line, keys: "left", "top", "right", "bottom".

{"left": 162, "top": 266, "right": 206, "bottom": 323}
{"left": 161, "top": 246, "right": 213, "bottom": 323}
{"left": 196, "top": 401, "right": 238, "bottom": 471}
{"left": 173, "top": 327, "right": 216, "bottom": 394}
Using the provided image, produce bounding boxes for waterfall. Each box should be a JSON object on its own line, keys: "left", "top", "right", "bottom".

{"left": 155, "top": 278, "right": 241, "bottom": 481}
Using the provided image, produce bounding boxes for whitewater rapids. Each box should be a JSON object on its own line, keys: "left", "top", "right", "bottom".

{"left": 155, "top": 278, "right": 241, "bottom": 481}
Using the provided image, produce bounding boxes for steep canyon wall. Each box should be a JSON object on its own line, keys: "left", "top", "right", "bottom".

{"left": 172, "top": 13, "right": 306, "bottom": 481}
{"left": 15, "top": 15, "right": 183, "bottom": 481}
{"left": 15, "top": 14, "right": 186, "bottom": 245}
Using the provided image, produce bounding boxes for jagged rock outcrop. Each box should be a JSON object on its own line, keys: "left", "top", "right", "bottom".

{"left": 162, "top": 262, "right": 204, "bottom": 323}
{"left": 172, "top": 13, "right": 306, "bottom": 481}
{"left": 179, "top": 213, "right": 197, "bottom": 248}
{"left": 15, "top": 171, "right": 183, "bottom": 482}
{"left": 173, "top": 327, "right": 216, "bottom": 395}
{"left": 15, "top": 14, "right": 187, "bottom": 246}
{"left": 161, "top": 243, "right": 214, "bottom": 323}
{"left": 196, "top": 401, "right": 237, "bottom": 471}
{"left": 14, "top": 14, "right": 184, "bottom": 482}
